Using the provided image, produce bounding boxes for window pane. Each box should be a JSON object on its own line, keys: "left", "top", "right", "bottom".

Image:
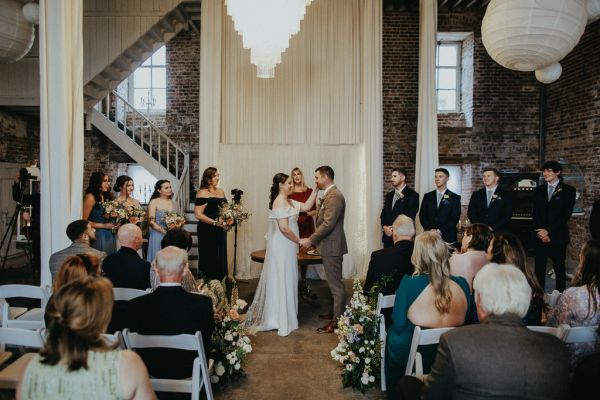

{"left": 152, "top": 46, "right": 166, "bottom": 66}
{"left": 133, "top": 89, "right": 150, "bottom": 109}
{"left": 152, "top": 89, "right": 166, "bottom": 110}
{"left": 142, "top": 57, "right": 152, "bottom": 66}
{"left": 438, "top": 68, "right": 456, "bottom": 89}
{"left": 438, "top": 90, "right": 456, "bottom": 111}
{"left": 133, "top": 68, "right": 151, "bottom": 89}
{"left": 438, "top": 44, "right": 458, "bottom": 67}
{"left": 152, "top": 67, "right": 166, "bottom": 88}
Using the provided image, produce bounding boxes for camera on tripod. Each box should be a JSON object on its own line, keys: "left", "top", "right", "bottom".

{"left": 231, "top": 188, "right": 243, "bottom": 203}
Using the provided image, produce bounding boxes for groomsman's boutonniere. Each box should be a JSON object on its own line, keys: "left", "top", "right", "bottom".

{"left": 318, "top": 196, "right": 325, "bottom": 205}
{"left": 443, "top": 194, "right": 450, "bottom": 200}
{"left": 399, "top": 192, "right": 405, "bottom": 199}
{"left": 441, "top": 193, "right": 451, "bottom": 205}
{"left": 554, "top": 187, "right": 563, "bottom": 196}
{"left": 491, "top": 193, "right": 501, "bottom": 203}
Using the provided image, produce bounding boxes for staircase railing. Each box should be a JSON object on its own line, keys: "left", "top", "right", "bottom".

{"left": 96, "top": 90, "right": 190, "bottom": 211}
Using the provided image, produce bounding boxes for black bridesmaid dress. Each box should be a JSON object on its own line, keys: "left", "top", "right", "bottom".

{"left": 195, "top": 197, "right": 228, "bottom": 280}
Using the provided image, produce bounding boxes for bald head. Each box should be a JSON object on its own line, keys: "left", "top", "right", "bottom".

{"left": 155, "top": 246, "right": 187, "bottom": 282}
{"left": 117, "top": 223, "right": 143, "bottom": 250}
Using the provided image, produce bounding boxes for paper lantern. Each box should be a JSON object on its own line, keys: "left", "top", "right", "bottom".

{"left": 0, "top": 0, "right": 35, "bottom": 63}
{"left": 22, "top": 2, "right": 39, "bottom": 25}
{"left": 535, "top": 62, "right": 562, "bottom": 84}
{"left": 482, "top": 0, "right": 587, "bottom": 72}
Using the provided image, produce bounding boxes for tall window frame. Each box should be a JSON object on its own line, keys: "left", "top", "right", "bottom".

{"left": 436, "top": 41, "right": 462, "bottom": 113}
{"left": 129, "top": 46, "right": 167, "bottom": 113}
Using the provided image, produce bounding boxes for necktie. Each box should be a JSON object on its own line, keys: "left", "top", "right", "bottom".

{"left": 548, "top": 185, "right": 555, "bottom": 201}
{"left": 392, "top": 191, "right": 400, "bottom": 208}
{"left": 437, "top": 192, "right": 443, "bottom": 207}
{"left": 486, "top": 190, "right": 493, "bottom": 207}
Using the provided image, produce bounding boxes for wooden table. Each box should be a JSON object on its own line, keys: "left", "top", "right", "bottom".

{"left": 0, "top": 352, "right": 35, "bottom": 389}
{"left": 250, "top": 249, "right": 322, "bottom": 266}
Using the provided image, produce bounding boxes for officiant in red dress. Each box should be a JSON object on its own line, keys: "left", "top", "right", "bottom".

{"left": 289, "top": 167, "right": 318, "bottom": 302}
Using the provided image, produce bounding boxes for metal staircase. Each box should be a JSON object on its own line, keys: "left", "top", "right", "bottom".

{"left": 91, "top": 91, "right": 189, "bottom": 211}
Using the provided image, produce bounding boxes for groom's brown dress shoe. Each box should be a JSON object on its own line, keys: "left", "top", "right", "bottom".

{"left": 317, "top": 321, "right": 336, "bottom": 334}
{"left": 318, "top": 312, "right": 333, "bottom": 320}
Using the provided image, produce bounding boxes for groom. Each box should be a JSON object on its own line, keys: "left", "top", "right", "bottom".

{"left": 300, "top": 166, "right": 347, "bottom": 334}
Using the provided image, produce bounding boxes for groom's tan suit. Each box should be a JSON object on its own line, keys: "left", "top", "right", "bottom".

{"left": 309, "top": 185, "right": 347, "bottom": 319}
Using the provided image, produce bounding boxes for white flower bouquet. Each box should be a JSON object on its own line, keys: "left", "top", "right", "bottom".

{"left": 162, "top": 210, "right": 186, "bottom": 230}
{"left": 331, "top": 279, "right": 381, "bottom": 393}
{"left": 218, "top": 201, "right": 251, "bottom": 227}
{"left": 198, "top": 278, "right": 252, "bottom": 386}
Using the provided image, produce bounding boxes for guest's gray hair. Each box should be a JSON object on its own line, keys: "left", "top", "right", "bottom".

{"left": 473, "top": 263, "right": 531, "bottom": 318}
{"left": 117, "top": 223, "right": 141, "bottom": 245}
{"left": 155, "top": 246, "right": 187, "bottom": 275}
{"left": 393, "top": 215, "right": 415, "bottom": 238}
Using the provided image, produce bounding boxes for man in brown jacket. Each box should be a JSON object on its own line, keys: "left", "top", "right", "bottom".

{"left": 300, "top": 165, "right": 348, "bottom": 334}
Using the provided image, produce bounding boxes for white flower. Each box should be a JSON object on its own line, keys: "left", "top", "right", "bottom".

{"left": 224, "top": 333, "right": 234, "bottom": 341}
{"left": 346, "top": 364, "right": 353, "bottom": 371}
{"left": 243, "top": 344, "right": 253, "bottom": 353}
{"left": 210, "top": 375, "right": 220, "bottom": 384}
{"left": 359, "top": 347, "right": 365, "bottom": 353}
{"left": 243, "top": 336, "right": 251, "bottom": 343}
{"left": 229, "top": 357, "right": 236, "bottom": 365}
{"left": 365, "top": 358, "right": 371, "bottom": 364}
{"left": 369, "top": 375, "right": 375, "bottom": 383}
{"left": 215, "top": 362, "right": 225, "bottom": 376}
{"left": 234, "top": 363, "right": 241, "bottom": 370}
{"left": 236, "top": 299, "right": 248, "bottom": 309}
{"left": 370, "top": 350, "right": 374, "bottom": 354}
{"left": 361, "top": 375, "right": 369, "bottom": 385}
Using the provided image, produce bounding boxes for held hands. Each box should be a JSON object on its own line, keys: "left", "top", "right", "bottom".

{"left": 299, "top": 238, "right": 313, "bottom": 249}
{"left": 536, "top": 229, "right": 551, "bottom": 243}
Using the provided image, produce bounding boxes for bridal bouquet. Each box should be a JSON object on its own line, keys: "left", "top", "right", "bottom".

{"left": 331, "top": 279, "right": 381, "bottom": 394}
{"left": 162, "top": 210, "right": 186, "bottom": 230}
{"left": 198, "top": 278, "right": 252, "bottom": 386}
{"left": 218, "top": 202, "right": 251, "bottom": 226}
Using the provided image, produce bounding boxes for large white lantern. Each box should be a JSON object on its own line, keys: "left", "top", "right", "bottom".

{"left": 482, "top": 0, "right": 587, "bottom": 81}
{"left": 0, "top": 0, "right": 35, "bottom": 63}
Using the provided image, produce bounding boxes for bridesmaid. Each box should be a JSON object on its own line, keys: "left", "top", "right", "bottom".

{"left": 289, "top": 167, "right": 318, "bottom": 300}
{"left": 114, "top": 175, "right": 142, "bottom": 211}
{"left": 82, "top": 172, "right": 116, "bottom": 255}
{"left": 195, "top": 167, "right": 229, "bottom": 280}
{"left": 146, "top": 180, "right": 175, "bottom": 262}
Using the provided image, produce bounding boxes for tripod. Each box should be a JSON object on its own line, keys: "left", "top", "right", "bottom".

{"left": 0, "top": 201, "right": 33, "bottom": 274}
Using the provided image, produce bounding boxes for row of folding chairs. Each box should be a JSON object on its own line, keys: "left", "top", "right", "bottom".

{"left": 376, "top": 293, "right": 600, "bottom": 391}
{"left": 0, "top": 327, "right": 213, "bottom": 400}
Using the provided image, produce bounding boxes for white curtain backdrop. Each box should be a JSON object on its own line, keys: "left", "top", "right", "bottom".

{"left": 39, "top": 0, "right": 84, "bottom": 287}
{"left": 200, "top": 0, "right": 382, "bottom": 279}
{"left": 415, "top": 0, "right": 439, "bottom": 229}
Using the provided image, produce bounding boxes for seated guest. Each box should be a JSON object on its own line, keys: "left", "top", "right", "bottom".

{"left": 127, "top": 246, "right": 214, "bottom": 379}
{"left": 569, "top": 326, "right": 600, "bottom": 399}
{"left": 385, "top": 231, "right": 470, "bottom": 400}
{"left": 487, "top": 232, "right": 545, "bottom": 325}
{"left": 449, "top": 223, "right": 492, "bottom": 290}
{"left": 19, "top": 277, "right": 155, "bottom": 399}
{"left": 102, "top": 223, "right": 151, "bottom": 290}
{"left": 547, "top": 239, "right": 600, "bottom": 369}
{"left": 400, "top": 263, "right": 569, "bottom": 400}
{"left": 49, "top": 219, "right": 106, "bottom": 281}
{"left": 148, "top": 228, "right": 198, "bottom": 292}
{"left": 364, "top": 214, "right": 415, "bottom": 296}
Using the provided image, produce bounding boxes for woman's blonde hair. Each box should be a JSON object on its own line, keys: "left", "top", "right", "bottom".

{"left": 53, "top": 254, "right": 100, "bottom": 292}
{"left": 291, "top": 167, "right": 307, "bottom": 191}
{"left": 411, "top": 231, "right": 452, "bottom": 314}
{"left": 41, "top": 277, "right": 116, "bottom": 371}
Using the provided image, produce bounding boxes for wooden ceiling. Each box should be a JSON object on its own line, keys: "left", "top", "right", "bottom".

{"left": 383, "top": 0, "right": 491, "bottom": 11}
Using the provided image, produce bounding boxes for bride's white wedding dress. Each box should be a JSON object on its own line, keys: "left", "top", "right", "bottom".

{"left": 245, "top": 204, "right": 299, "bottom": 336}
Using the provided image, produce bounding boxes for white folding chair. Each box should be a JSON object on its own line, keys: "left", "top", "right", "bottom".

{"left": 0, "top": 285, "right": 50, "bottom": 331}
{"left": 527, "top": 324, "right": 569, "bottom": 340}
{"left": 123, "top": 329, "right": 213, "bottom": 400}
{"left": 376, "top": 293, "right": 395, "bottom": 391}
{"left": 563, "top": 325, "right": 599, "bottom": 344}
{"left": 113, "top": 287, "right": 150, "bottom": 301}
{"left": 103, "top": 331, "right": 125, "bottom": 349}
{"left": 0, "top": 328, "right": 45, "bottom": 390}
{"left": 405, "top": 326, "right": 455, "bottom": 381}
{"left": 543, "top": 290, "right": 561, "bottom": 308}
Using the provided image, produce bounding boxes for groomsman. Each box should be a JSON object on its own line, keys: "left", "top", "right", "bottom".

{"left": 532, "top": 160, "right": 576, "bottom": 292}
{"left": 467, "top": 168, "right": 514, "bottom": 233}
{"left": 380, "top": 168, "right": 419, "bottom": 248}
{"left": 419, "top": 168, "right": 461, "bottom": 246}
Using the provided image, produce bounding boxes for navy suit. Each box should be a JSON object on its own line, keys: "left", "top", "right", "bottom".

{"left": 532, "top": 181, "right": 576, "bottom": 291}
{"left": 380, "top": 186, "right": 419, "bottom": 247}
{"left": 102, "top": 246, "right": 151, "bottom": 290}
{"left": 467, "top": 186, "right": 513, "bottom": 233}
{"left": 419, "top": 189, "right": 461, "bottom": 245}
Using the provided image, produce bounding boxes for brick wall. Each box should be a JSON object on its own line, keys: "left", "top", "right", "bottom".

{"left": 83, "top": 129, "right": 133, "bottom": 191}
{"left": 545, "top": 20, "right": 600, "bottom": 257}
{"left": 0, "top": 111, "right": 39, "bottom": 165}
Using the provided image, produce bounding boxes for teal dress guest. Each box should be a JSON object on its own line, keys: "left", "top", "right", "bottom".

{"left": 82, "top": 171, "right": 116, "bottom": 255}
{"left": 89, "top": 203, "right": 116, "bottom": 255}
{"left": 384, "top": 274, "right": 470, "bottom": 396}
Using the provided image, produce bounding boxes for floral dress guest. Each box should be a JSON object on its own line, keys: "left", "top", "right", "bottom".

{"left": 289, "top": 167, "right": 319, "bottom": 299}
{"left": 547, "top": 239, "right": 600, "bottom": 369}
{"left": 195, "top": 167, "right": 230, "bottom": 280}
{"left": 146, "top": 180, "right": 175, "bottom": 263}
{"left": 82, "top": 172, "right": 116, "bottom": 255}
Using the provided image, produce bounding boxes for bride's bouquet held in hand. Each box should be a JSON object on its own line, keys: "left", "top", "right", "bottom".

{"left": 162, "top": 211, "right": 186, "bottom": 230}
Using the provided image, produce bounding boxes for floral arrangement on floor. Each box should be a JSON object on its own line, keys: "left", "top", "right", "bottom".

{"left": 218, "top": 201, "right": 251, "bottom": 227}
{"left": 162, "top": 210, "right": 186, "bottom": 230}
{"left": 198, "top": 278, "right": 252, "bottom": 386}
{"left": 331, "top": 279, "right": 381, "bottom": 394}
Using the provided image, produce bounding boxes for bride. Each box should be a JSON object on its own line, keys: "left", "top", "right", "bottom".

{"left": 245, "top": 172, "right": 318, "bottom": 336}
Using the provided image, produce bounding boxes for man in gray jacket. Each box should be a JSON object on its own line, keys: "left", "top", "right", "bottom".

{"left": 49, "top": 220, "right": 106, "bottom": 281}
{"left": 400, "top": 263, "right": 569, "bottom": 400}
